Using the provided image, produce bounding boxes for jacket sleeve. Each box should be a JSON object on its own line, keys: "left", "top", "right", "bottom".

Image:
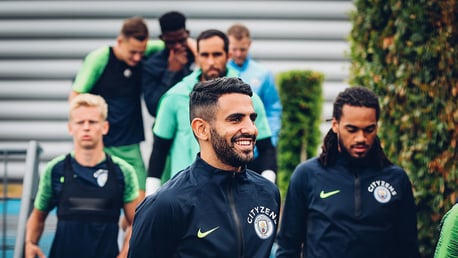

{"left": 276, "top": 164, "right": 308, "bottom": 258}
{"left": 434, "top": 204, "right": 458, "bottom": 258}
{"left": 259, "top": 71, "right": 282, "bottom": 146}
{"left": 397, "top": 172, "right": 421, "bottom": 258}
{"left": 251, "top": 92, "right": 272, "bottom": 140}
{"left": 128, "top": 193, "right": 183, "bottom": 258}
{"left": 142, "top": 53, "right": 181, "bottom": 117}
{"left": 147, "top": 134, "right": 172, "bottom": 179}
{"left": 72, "top": 46, "right": 110, "bottom": 93}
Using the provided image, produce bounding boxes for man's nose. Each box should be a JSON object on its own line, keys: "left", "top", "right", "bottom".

{"left": 82, "top": 121, "right": 91, "bottom": 129}
{"left": 240, "top": 119, "right": 258, "bottom": 135}
{"left": 355, "top": 130, "right": 366, "bottom": 142}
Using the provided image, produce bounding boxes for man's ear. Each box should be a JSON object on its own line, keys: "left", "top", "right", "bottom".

{"left": 191, "top": 118, "right": 209, "bottom": 141}
{"left": 116, "top": 35, "right": 123, "bottom": 46}
{"left": 331, "top": 118, "right": 338, "bottom": 134}
{"left": 102, "top": 120, "right": 109, "bottom": 136}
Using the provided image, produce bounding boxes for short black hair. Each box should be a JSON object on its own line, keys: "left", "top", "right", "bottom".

{"left": 196, "top": 29, "right": 229, "bottom": 54}
{"left": 189, "top": 77, "right": 253, "bottom": 122}
{"left": 159, "top": 11, "right": 186, "bottom": 33}
{"left": 333, "top": 86, "right": 380, "bottom": 121}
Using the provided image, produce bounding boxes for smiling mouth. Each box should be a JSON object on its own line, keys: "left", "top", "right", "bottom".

{"left": 235, "top": 140, "right": 252, "bottom": 146}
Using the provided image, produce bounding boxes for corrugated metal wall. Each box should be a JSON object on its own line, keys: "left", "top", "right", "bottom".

{"left": 0, "top": 0, "right": 353, "bottom": 179}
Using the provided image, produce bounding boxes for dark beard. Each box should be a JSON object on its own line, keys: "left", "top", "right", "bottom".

{"left": 210, "top": 127, "right": 254, "bottom": 168}
{"left": 338, "top": 140, "right": 376, "bottom": 168}
{"left": 202, "top": 68, "right": 227, "bottom": 81}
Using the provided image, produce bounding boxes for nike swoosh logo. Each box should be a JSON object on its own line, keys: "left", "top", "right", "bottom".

{"left": 320, "top": 190, "right": 340, "bottom": 199}
{"left": 197, "top": 226, "right": 220, "bottom": 238}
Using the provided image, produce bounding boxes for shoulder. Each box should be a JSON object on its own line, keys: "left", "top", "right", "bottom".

{"left": 165, "top": 70, "right": 199, "bottom": 96}
{"left": 145, "top": 170, "right": 195, "bottom": 208}
{"left": 110, "top": 155, "right": 135, "bottom": 175}
{"left": 292, "top": 158, "right": 322, "bottom": 179}
{"left": 143, "top": 49, "right": 168, "bottom": 65}
{"left": 382, "top": 164, "right": 411, "bottom": 182}
{"left": 226, "top": 66, "right": 240, "bottom": 78}
{"left": 44, "top": 154, "right": 67, "bottom": 175}
{"left": 247, "top": 170, "right": 280, "bottom": 193}
{"left": 85, "top": 46, "right": 110, "bottom": 59}
{"left": 144, "top": 40, "right": 165, "bottom": 57}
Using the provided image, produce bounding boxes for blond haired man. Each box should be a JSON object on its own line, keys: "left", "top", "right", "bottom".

{"left": 26, "top": 94, "right": 140, "bottom": 258}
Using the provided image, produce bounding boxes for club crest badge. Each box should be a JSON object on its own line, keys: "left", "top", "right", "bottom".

{"left": 93, "top": 169, "right": 108, "bottom": 187}
{"left": 368, "top": 180, "right": 397, "bottom": 203}
{"left": 373, "top": 186, "right": 391, "bottom": 203}
{"left": 123, "top": 68, "right": 132, "bottom": 78}
{"left": 254, "top": 214, "right": 274, "bottom": 239}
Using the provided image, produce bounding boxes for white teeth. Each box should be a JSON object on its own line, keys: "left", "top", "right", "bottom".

{"left": 236, "top": 140, "right": 251, "bottom": 146}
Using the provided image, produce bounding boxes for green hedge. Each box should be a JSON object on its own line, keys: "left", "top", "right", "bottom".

{"left": 348, "top": 1, "right": 458, "bottom": 256}
{"left": 276, "top": 70, "right": 324, "bottom": 200}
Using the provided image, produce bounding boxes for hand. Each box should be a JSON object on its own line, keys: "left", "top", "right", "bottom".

{"left": 186, "top": 38, "right": 197, "bottom": 57}
{"left": 167, "top": 48, "right": 188, "bottom": 71}
{"left": 145, "top": 177, "right": 161, "bottom": 196}
{"left": 261, "top": 170, "right": 276, "bottom": 184}
{"left": 25, "top": 242, "right": 46, "bottom": 258}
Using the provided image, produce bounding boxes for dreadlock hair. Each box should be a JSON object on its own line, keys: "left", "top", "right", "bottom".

{"left": 318, "top": 86, "right": 392, "bottom": 168}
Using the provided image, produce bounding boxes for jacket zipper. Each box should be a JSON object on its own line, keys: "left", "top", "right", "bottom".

{"left": 227, "top": 173, "right": 245, "bottom": 258}
{"left": 354, "top": 169, "right": 361, "bottom": 217}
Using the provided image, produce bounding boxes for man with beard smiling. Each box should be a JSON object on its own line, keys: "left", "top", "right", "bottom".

{"left": 128, "top": 77, "right": 280, "bottom": 258}
{"left": 275, "top": 87, "right": 420, "bottom": 258}
{"left": 144, "top": 29, "right": 277, "bottom": 195}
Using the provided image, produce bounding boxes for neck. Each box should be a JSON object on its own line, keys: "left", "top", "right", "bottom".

{"left": 112, "top": 45, "right": 124, "bottom": 62}
{"left": 73, "top": 146, "right": 105, "bottom": 167}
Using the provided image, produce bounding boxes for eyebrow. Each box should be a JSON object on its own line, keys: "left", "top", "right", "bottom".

{"left": 344, "top": 124, "right": 377, "bottom": 130}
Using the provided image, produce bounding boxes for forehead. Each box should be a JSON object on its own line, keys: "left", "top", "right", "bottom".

{"left": 216, "top": 93, "right": 254, "bottom": 116}
{"left": 228, "top": 36, "right": 250, "bottom": 46}
{"left": 71, "top": 105, "right": 101, "bottom": 118}
{"left": 122, "top": 37, "right": 147, "bottom": 50}
{"left": 162, "top": 28, "right": 188, "bottom": 38}
{"left": 198, "top": 36, "right": 225, "bottom": 52}
{"left": 339, "top": 105, "right": 377, "bottom": 125}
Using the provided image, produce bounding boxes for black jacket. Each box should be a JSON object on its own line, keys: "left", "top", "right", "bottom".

{"left": 276, "top": 154, "right": 420, "bottom": 258}
{"left": 129, "top": 155, "right": 281, "bottom": 258}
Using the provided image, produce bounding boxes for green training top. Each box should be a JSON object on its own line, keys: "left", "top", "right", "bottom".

{"left": 435, "top": 203, "right": 458, "bottom": 258}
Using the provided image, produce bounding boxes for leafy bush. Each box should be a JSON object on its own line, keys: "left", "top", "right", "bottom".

{"left": 348, "top": 1, "right": 458, "bottom": 256}
{"left": 276, "top": 70, "right": 324, "bottom": 200}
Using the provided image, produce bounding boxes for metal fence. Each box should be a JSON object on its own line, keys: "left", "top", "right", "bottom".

{"left": 0, "top": 141, "right": 41, "bottom": 258}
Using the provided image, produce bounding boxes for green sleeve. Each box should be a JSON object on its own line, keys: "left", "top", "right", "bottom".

{"left": 252, "top": 92, "right": 272, "bottom": 140}
{"left": 34, "top": 155, "right": 66, "bottom": 212}
{"left": 144, "top": 40, "right": 165, "bottom": 57}
{"left": 435, "top": 204, "right": 458, "bottom": 258}
{"left": 72, "top": 46, "right": 110, "bottom": 93}
{"left": 112, "top": 156, "right": 139, "bottom": 203}
{"left": 152, "top": 93, "right": 180, "bottom": 139}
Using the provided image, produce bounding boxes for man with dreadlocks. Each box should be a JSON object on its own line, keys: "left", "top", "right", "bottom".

{"left": 275, "top": 87, "right": 420, "bottom": 258}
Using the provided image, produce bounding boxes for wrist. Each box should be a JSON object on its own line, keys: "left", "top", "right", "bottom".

{"left": 26, "top": 240, "right": 37, "bottom": 245}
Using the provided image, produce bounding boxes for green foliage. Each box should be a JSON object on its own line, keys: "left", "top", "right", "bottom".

{"left": 349, "top": 0, "right": 458, "bottom": 256}
{"left": 276, "top": 70, "right": 324, "bottom": 200}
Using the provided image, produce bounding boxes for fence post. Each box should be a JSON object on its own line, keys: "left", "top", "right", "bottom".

{"left": 13, "top": 141, "right": 41, "bottom": 258}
